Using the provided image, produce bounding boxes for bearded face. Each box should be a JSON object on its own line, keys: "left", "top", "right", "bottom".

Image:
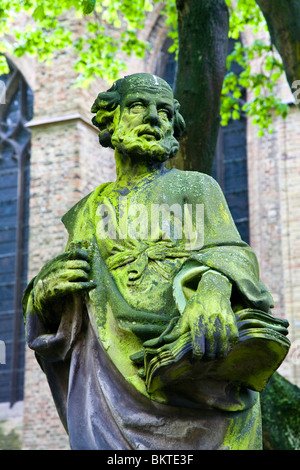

{"left": 111, "top": 87, "right": 179, "bottom": 162}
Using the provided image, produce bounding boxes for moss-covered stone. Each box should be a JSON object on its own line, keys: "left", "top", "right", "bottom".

{"left": 22, "top": 73, "right": 292, "bottom": 450}
{"left": 261, "top": 372, "right": 300, "bottom": 450}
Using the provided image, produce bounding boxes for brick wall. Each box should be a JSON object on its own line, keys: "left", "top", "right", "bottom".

{"left": 241, "top": 26, "right": 300, "bottom": 385}
{"left": 247, "top": 105, "right": 300, "bottom": 386}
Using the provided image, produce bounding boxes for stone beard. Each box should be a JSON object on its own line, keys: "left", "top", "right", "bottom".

{"left": 111, "top": 120, "right": 179, "bottom": 162}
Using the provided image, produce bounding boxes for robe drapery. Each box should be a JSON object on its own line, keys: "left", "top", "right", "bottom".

{"left": 22, "top": 170, "right": 290, "bottom": 450}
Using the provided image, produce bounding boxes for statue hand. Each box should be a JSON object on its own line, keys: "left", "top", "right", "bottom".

{"left": 32, "top": 246, "right": 96, "bottom": 317}
{"left": 145, "top": 270, "right": 238, "bottom": 360}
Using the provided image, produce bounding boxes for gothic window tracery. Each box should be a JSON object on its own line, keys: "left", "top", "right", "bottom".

{"left": 0, "top": 60, "right": 33, "bottom": 405}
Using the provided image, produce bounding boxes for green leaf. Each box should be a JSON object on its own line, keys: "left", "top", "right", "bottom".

{"left": 32, "top": 5, "right": 45, "bottom": 21}
{"left": 0, "top": 54, "right": 9, "bottom": 74}
{"left": 82, "top": 0, "right": 96, "bottom": 15}
{"left": 233, "top": 88, "right": 241, "bottom": 99}
{"left": 232, "top": 110, "right": 240, "bottom": 120}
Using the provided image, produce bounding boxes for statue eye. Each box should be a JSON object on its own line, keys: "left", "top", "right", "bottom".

{"left": 130, "top": 103, "right": 145, "bottom": 113}
{"left": 158, "top": 109, "right": 170, "bottom": 120}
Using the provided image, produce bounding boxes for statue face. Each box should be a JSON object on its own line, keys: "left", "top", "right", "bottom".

{"left": 111, "top": 85, "right": 179, "bottom": 162}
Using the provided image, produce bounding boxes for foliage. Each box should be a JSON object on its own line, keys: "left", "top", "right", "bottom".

{"left": 0, "top": 0, "right": 157, "bottom": 85}
{"left": 0, "top": 0, "right": 291, "bottom": 134}
{"left": 261, "top": 372, "right": 300, "bottom": 450}
{"left": 0, "top": 421, "right": 22, "bottom": 450}
{"left": 221, "top": 0, "right": 289, "bottom": 136}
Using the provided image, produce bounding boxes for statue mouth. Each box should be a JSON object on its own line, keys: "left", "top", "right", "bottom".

{"left": 137, "top": 126, "right": 162, "bottom": 141}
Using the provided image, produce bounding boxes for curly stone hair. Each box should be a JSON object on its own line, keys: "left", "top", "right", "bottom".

{"left": 91, "top": 74, "right": 186, "bottom": 152}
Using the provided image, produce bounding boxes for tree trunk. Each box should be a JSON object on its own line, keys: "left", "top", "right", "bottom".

{"left": 255, "top": 0, "right": 300, "bottom": 93}
{"left": 172, "top": 0, "right": 229, "bottom": 175}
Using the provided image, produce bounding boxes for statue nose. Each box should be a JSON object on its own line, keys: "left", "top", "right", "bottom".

{"left": 143, "top": 105, "right": 159, "bottom": 126}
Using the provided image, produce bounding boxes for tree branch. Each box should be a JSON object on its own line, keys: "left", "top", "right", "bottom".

{"left": 255, "top": 0, "right": 300, "bottom": 92}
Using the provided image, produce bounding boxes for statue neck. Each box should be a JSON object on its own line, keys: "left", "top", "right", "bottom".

{"left": 114, "top": 149, "right": 166, "bottom": 188}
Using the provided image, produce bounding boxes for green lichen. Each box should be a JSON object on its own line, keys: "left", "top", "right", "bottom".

{"left": 261, "top": 372, "right": 300, "bottom": 450}
{"left": 221, "top": 396, "right": 263, "bottom": 450}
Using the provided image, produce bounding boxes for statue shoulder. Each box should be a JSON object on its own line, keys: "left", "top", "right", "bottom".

{"left": 61, "top": 182, "right": 111, "bottom": 236}
{"left": 165, "top": 168, "right": 222, "bottom": 199}
{"left": 184, "top": 170, "right": 220, "bottom": 188}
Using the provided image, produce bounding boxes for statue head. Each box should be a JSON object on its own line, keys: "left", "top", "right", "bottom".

{"left": 91, "top": 73, "right": 186, "bottom": 162}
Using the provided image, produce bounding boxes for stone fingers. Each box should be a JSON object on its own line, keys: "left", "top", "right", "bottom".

{"left": 191, "top": 310, "right": 239, "bottom": 360}
{"left": 35, "top": 248, "right": 91, "bottom": 283}
{"left": 33, "top": 276, "right": 97, "bottom": 308}
{"left": 49, "top": 280, "right": 97, "bottom": 298}
{"left": 55, "top": 260, "right": 91, "bottom": 281}
{"left": 32, "top": 249, "right": 97, "bottom": 311}
{"left": 43, "top": 252, "right": 91, "bottom": 280}
{"left": 203, "top": 315, "right": 228, "bottom": 359}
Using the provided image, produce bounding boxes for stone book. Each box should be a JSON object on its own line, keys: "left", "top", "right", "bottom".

{"left": 143, "top": 309, "right": 290, "bottom": 393}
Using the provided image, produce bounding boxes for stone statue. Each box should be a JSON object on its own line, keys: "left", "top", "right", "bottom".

{"left": 22, "top": 73, "right": 290, "bottom": 450}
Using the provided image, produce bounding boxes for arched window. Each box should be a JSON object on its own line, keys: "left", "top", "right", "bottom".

{"left": 154, "top": 36, "right": 177, "bottom": 89}
{"left": 212, "top": 38, "right": 249, "bottom": 244}
{"left": 0, "top": 60, "right": 33, "bottom": 405}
